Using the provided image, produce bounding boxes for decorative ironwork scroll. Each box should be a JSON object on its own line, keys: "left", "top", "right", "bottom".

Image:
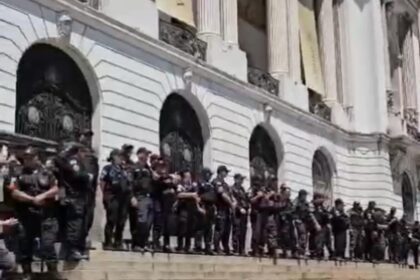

{"left": 404, "top": 108, "right": 420, "bottom": 141}
{"left": 160, "top": 94, "right": 204, "bottom": 179}
{"left": 159, "top": 20, "right": 207, "bottom": 61}
{"left": 249, "top": 126, "right": 278, "bottom": 184}
{"left": 309, "top": 99, "right": 332, "bottom": 122}
{"left": 247, "top": 67, "right": 279, "bottom": 96}
{"left": 16, "top": 44, "right": 92, "bottom": 143}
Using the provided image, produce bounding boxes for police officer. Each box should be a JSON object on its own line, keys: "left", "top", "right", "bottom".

{"left": 386, "top": 207, "right": 400, "bottom": 263}
{"left": 292, "top": 189, "right": 310, "bottom": 258}
{"left": 410, "top": 221, "right": 420, "bottom": 268}
{"left": 331, "top": 198, "right": 349, "bottom": 260}
{"left": 10, "top": 147, "right": 59, "bottom": 277}
{"left": 259, "top": 176, "right": 280, "bottom": 257}
{"left": 231, "top": 173, "right": 249, "bottom": 256}
{"left": 151, "top": 158, "right": 177, "bottom": 252}
{"left": 57, "top": 143, "right": 92, "bottom": 260}
{"left": 249, "top": 175, "right": 263, "bottom": 256}
{"left": 176, "top": 170, "right": 199, "bottom": 253}
{"left": 212, "top": 165, "right": 234, "bottom": 255}
{"left": 120, "top": 144, "right": 136, "bottom": 245}
{"left": 277, "top": 185, "right": 294, "bottom": 258}
{"left": 100, "top": 149, "right": 130, "bottom": 251}
{"left": 195, "top": 168, "right": 216, "bottom": 255}
{"left": 348, "top": 201, "right": 364, "bottom": 260}
{"left": 78, "top": 130, "right": 99, "bottom": 251}
{"left": 364, "top": 201, "right": 377, "bottom": 261}
{"left": 308, "top": 193, "right": 329, "bottom": 259}
{"left": 131, "top": 147, "right": 153, "bottom": 252}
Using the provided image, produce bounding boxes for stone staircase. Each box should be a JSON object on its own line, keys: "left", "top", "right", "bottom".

{"left": 9, "top": 250, "right": 420, "bottom": 280}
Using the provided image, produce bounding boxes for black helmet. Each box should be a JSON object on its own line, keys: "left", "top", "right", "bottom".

{"left": 107, "top": 149, "right": 122, "bottom": 162}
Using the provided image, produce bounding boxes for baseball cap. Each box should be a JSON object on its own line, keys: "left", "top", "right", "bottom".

{"left": 217, "top": 165, "right": 230, "bottom": 174}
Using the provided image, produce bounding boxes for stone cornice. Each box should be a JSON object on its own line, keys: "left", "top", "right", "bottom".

{"left": 27, "top": 0, "right": 389, "bottom": 146}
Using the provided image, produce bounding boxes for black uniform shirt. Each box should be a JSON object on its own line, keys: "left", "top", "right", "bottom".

{"left": 100, "top": 163, "right": 130, "bottom": 196}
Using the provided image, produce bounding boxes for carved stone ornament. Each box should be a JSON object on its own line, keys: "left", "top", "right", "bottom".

{"left": 389, "top": 146, "right": 406, "bottom": 183}
{"left": 387, "top": 89, "right": 395, "bottom": 112}
{"left": 404, "top": 108, "right": 420, "bottom": 141}
{"left": 309, "top": 100, "right": 332, "bottom": 122}
{"left": 159, "top": 20, "right": 207, "bottom": 61}
{"left": 57, "top": 12, "right": 73, "bottom": 42}
{"left": 247, "top": 67, "right": 279, "bottom": 96}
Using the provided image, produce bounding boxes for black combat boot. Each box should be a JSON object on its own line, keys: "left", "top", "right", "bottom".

{"left": 21, "top": 263, "right": 32, "bottom": 280}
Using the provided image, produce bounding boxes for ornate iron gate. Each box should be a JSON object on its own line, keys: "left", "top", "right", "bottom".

{"left": 160, "top": 94, "right": 203, "bottom": 179}
{"left": 15, "top": 44, "right": 92, "bottom": 143}
{"left": 249, "top": 126, "right": 278, "bottom": 183}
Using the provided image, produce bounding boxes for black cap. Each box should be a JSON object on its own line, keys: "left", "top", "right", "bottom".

{"left": 217, "top": 165, "right": 230, "bottom": 174}
{"left": 234, "top": 173, "right": 245, "bottom": 180}
{"left": 335, "top": 198, "right": 344, "bottom": 205}
{"left": 82, "top": 129, "right": 93, "bottom": 137}
{"left": 298, "top": 189, "right": 308, "bottom": 196}
{"left": 121, "top": 144, "right": 134, "bottom": 152}
{"left": 137, "top": 147, "right": 151, "bottom": 155}
{"left": 23, "top": 147, "right": 37, "bottom": 157}
{"left": 201, "top": 167, "right": 213, "bottom": 176}
{"left": 107, "top": 149, "right": 122, "bottom": 162}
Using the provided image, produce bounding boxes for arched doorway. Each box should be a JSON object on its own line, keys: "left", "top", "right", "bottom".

{"left": 402, "top": 172, "right": 415, "bottom": 222}
{"left": 249, "top": 125, "right": 278, "bottom": 183}
{"left": 312, "top": 149, "right": 333, "bottom": 203}
{"left": 159, "top": 94, "right": 203, "bottom": 179}
{"left": 16, "top": 44, "right": 92, "bottom": 142}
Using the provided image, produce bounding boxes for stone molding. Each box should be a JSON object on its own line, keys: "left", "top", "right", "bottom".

{"left": 29, "top": 0, "right": 390, "bottom": 147}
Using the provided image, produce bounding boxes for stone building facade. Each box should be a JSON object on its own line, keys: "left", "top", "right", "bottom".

{"left": 1, "top": 0, "right": 420, "bottom": 238}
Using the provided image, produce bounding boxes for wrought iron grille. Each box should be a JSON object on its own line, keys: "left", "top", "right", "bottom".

{"left": 249, "top": 126, "right": 278, "bottom": 184}
{"left": 16, "top": 44, "right": 92, "bottom": 143}
{"left": 247, "top": 67, "right": 279, "bottom": 96}
{"left": 160, "top": 94, "right": 203, "bottom": 179}
{"left": 159, "top": 20, "right": 207, "bottom": 61}
{"left": 309, "top": 92, "right": 332, "bottom": 122}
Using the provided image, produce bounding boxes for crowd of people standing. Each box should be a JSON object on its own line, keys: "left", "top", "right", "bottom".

{"left": 1, "top": 130, "right": 420, "bottom": 280}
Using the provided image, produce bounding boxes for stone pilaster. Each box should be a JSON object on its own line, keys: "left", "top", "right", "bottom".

{"left": 402, "top": 22, "right": 417, "bottom": 109}
{"left": 315, "top": 0, "right": 337, "bottom": 104}
{"left": 197, "top": 0, "right": 221, "bottom": 38}
{"left": 267, "top": 0, "right": 289, "bottom": 79}
{"left": 221, "top": 0, "right": 238, "bottom": 46}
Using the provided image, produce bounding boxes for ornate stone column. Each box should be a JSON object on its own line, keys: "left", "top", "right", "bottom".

{"left": 221, "top": 0, "right": 238, "bottom": 46}
{"left": 288, "top": 0, "right": 301, "bottom": 82}
{"left": 267, "top": 0, "right": 289, "bottom": 79}
{"left": 315, "top": 0, "right": 337, "bottom": 104}
{"left": 402, "top": 21, "right": 417, "bottom": 110}
{"left": 197, "top": 0, "right": 221, "bottom": 38}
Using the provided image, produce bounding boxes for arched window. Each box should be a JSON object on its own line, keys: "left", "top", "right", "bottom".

{"left": 402, "top": 172, "right": 415, "bottom": 222}
{"left": 16, "top": 44, "right": 92, "bottom": 143}
{"left": 159, "top": 94, "right": 203, "bottom": 179}
{"left": 249, "top": 125, "right": 278, "bottom": 183}
{"left": 312, "top": 149, "right": 333, "bottom": 203}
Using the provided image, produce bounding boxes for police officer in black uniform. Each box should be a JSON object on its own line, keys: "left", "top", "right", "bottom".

{"left": 348, "top": 201, "right": 364, "bottom": 260}
{"left": 212, "top": 165, "right": 234, "bottom": 255}
{"left": 330, "top": 198, "right": 349, "bottom": 260}
{"left": 308, "top": 193, "right": 330, "bottom": 259}
{"left": 176, "top": 170, "right": 199, "bottom": 253}
{"left": 364, "top": 201, "right": 377, "bottom": 261}
{"left": 292, "top": 189, "right": 310, "bottom": 258}
{"left": 277, "top": 185, "right": 294, "bottom": 258}
{"left": 131, "top": 147, "right": 153, "bottom": 252}
{"left": 100, "top": 149, "right": 130, "bottom": 251}
{"left": 10, "top": 147, "right": 59, "bottom": 277}
{"left": 120, "top": 144, "right": 136, "bottom": 246}
{"left": 231, "top": 173, "right": 249, "bottom": 256}
{"left": 386, "top": 207, "right": 400, "bottom": 263}
{"left": 77, "top": 130, "right": 99, "bottom": 250}
{"left": 195, "top": 168, "right": 216, "bottom": 255}
{"left": 249, "top": 175, "right": 263, "bottom": 256}
{"left": 57, "top": 142, "right": 92, "bottom": 260}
